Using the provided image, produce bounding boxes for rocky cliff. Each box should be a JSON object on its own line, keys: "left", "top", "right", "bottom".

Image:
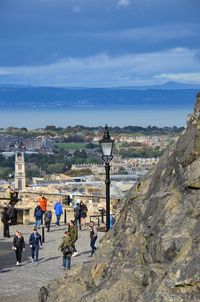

{"left": 40, "top": 92, "right": 200, "bottom": 302}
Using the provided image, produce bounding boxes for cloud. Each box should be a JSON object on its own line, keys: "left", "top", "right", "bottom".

{"left": 118, "top": 0, "right": 131, "bottom": 7}
{"left": 154, "top": 72, "right": 200, "bottom": 84}
{"left": 89, "top": 23, "right": 200, "bottom": 43}
{"left": 0, "top": 48, "right": 200, "bottom": 87}
{"left": 72, "top": 6, "right": 81, "bottom": 13}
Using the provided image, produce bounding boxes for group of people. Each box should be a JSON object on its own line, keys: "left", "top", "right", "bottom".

{"left": 74, "top": 201, "right": 88, "bottom": 230}
{"left": 2, "top": 194, "right": 99, "bottom": 269}
{"left": 58, "top": 219, "right": 98, "bottom": 269}
{"left": 11, "top": 219, "right": 98, "bottom": 270}
{"left": 12, "top": 227, "right": 43, "bottom": 266}
{"left": 34, "top": 196, "right": 89, "bottom": 235}
{"left": 34, "top": 195, "right": 63, "bottom": 232}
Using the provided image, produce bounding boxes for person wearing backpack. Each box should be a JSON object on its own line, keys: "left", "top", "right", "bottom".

{"left": 44, "top": 209, "right": 52, "bottom": 232}
{"left": 34, "top": 205, "right": 42, "bottom": 229}
{"left": 54, "top": 200, "right": 63, "bottom": 226}
{"left": 74, "top": 203, "right": 81, "bottom": 230}
{"left": 58, "top": 231, "right": 73, "bottom": 270}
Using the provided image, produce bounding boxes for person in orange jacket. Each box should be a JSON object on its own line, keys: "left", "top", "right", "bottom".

{"left": 38, "top": 194, "right": 47, "bottom": 224}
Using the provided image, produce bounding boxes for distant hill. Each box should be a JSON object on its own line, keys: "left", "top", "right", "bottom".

{"left": 0, "top": 85, "right": 199, "bottom": 110}
{"left": 117, "top": 81, "right": 200, "bottom": 90}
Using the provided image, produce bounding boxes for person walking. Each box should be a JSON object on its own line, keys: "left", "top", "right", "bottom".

{"left": 74, "top": 202, "right": 81, "bottom": 230}
{"left": 68, "top": 220, "right": 78, "bottom": 256}
{"left": 38, "top": 194, "right": 47, "bottom": 224}
{"left": 54, "top": 200, "right": 63, "bottom": 226}
{"left": 12, "top": 230, "right": 25, "bottom": 266}
{"left": 29, "top": 227, "right": 43, "bottom": 264}
{"left": 2, "top": 206, "right": 10, "bottom": 238}
{"left": 58, "top": 231, "right": 73, "bottom": 270}
{"left": 44, "top": 209, "right": 52, "bottom": 232}
{"left": 89, "top": 221, "right": 98, "bottom": 257}
{"left": 34, "top": 204, "right": 42, "bottom": 228}
{"left": 79, "top": 201, "right": 88, "bottom": 229}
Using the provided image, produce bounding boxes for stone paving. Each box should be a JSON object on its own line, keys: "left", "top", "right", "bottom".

{"left": 0, "top": 223, "right": 103, "bottom": 302}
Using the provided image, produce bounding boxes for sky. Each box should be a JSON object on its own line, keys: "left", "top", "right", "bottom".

{"left": 0, "top": 0, "right": 200, "bottom": 87}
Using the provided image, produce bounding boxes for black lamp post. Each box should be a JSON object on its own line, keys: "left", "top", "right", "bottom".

{"left": 99, "top": 125, "right": 114, "bottom": 231}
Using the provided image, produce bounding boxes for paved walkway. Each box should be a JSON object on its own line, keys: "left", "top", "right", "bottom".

{"left": 0, "top": 223, "right": 103, "bottom": 302}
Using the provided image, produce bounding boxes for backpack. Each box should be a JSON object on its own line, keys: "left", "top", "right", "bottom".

{"left": 62, "top": 245, "right": 73, "bottom": 255}
{"left": 47, "top": 211, "right": 52, "bottom": 219}
{"left": 74, "top": 207, "right": 80, "bottom": 219}
{"left": 35, "top": 207, "right": 42, "bottom": 218}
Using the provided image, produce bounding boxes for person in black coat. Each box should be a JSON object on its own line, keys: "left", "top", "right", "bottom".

{"left": 79, "top": 201, "right": 88, "bottom": 229}
{"left": 44, "top": 210, "right": 52, "bottom": 232}
{"left": 29, "top": 227, "right": 42, "bottom": 264}
{"left": 7, "top": 203, "right": 17, "bottom": 225}
{"left": 12, "top": 230, "right": 25, "bottom": 265}
{"left": 2, "top": 206, "right": 10, "bottom": 238}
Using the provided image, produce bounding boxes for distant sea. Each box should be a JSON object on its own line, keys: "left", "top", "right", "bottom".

{"left": 0, "top": 106, "right": 193, "bottom": 128}
{"left": 0, "top": 85, "right": 198, "bottom": 128}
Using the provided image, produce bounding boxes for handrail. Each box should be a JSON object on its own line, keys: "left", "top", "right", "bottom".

{"left": 89, "top": 214, "right": 106, "bottom": 226}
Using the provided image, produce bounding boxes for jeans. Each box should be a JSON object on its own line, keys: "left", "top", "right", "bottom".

{"left": 56, "top": 214, "right": 61, "bottom": 226}
{"left": 35, "top": 219, "right": 41, "bottom": 228}
{"left": 31, "top": 245, "right": 39, "bottom": 261}
{"left": 75, "top": 217, "right": 81, "bottom": 230}
{"left": 41, "top": 211, "right": 45, "bottom": 224}
{"left": 90, "top": 237, "right": 97, "bottom": 255}
{"left": 15, "top": 248, "right": 23, "bottom": 263}
{"left": 63, "top": 255, "right": 71, "bottom": 269}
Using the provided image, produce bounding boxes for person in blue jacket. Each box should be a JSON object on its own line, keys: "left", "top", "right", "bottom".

{"left": 110, "top": 214, "right": 115, "bottom": 229}
{"left": 29, "top": 227, "right": 42, "bottom": 264}
{"left": 54, "top": 200, "right": 63, "bottom": 226}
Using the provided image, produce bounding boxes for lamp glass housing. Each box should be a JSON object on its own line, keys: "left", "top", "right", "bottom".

{"left": 99, "top": 140, "right": 113, "bottom": 157}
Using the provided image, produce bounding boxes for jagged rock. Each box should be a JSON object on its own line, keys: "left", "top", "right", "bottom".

{"left": 41, "top": 92, "right": 200, "bottom": 302}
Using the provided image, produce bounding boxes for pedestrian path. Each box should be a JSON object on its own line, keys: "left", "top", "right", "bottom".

{"left": 0, "top": 223, "right": 103, "bottom": 302}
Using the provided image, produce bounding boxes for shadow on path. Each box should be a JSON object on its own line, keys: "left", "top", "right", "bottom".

{"left": 0, "top": 241, "right": 31, "bottom": 270}
{"left": 40, "top": 256, "right": 60, "bottom": 263}
{"left": 49, "top": 226, "right": 67, "bottom": 233}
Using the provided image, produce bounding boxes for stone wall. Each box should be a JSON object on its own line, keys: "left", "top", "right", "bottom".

{"left": 0, "top": 190, "right": 119, "bottom": 224}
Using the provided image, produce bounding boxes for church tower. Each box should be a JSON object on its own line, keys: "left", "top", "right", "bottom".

{"left": 15, "top": 152, "right": 26, "bottom": 191}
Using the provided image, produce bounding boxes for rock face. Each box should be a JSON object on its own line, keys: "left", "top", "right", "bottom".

{"left": 40, "top": 92, "right": 200, "bottom": 302}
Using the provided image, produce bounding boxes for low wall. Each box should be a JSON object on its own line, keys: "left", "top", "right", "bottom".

{"left": 0, "top": 191, "right": 120, "bottom": 224}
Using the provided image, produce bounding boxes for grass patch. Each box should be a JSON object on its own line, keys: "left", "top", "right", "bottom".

{"left": 56, "top": 143, "right": 86, "bottom": 150}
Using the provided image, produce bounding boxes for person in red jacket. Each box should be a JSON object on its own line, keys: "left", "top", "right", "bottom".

{"left": 38, "top": 194, "right": 47, "bottom": 224}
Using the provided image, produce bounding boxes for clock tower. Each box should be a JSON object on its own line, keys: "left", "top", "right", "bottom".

{"left": 15, "top": 152, "right": 26, "bottom": 191}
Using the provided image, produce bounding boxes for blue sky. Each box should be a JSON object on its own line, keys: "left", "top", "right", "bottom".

{"left": 0, "top": 0, "right": 200, "bottom": 87}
